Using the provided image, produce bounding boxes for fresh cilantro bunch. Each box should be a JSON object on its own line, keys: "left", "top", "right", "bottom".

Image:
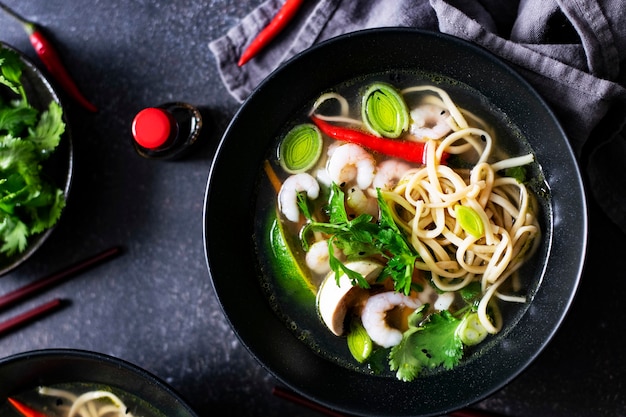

{"left": 300, "top": 182, "right": 419, "bottom": 295}
{"left": 0, "top": 48, "right": 66, "bottom": 256}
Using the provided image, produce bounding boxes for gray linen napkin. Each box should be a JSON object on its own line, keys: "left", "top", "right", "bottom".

{"left": 209, "top": 0, "right": 626, "bottom": 234}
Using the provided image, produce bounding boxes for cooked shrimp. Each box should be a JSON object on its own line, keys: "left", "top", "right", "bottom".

{"left": 361, "top": 291, "right": 421, "bottom": 348}
{"left": 416, "top": 283, "right": 456, "bottom": 311}
{"left": 326, "top": 143, "right": 375, "bottom": 189}
{"left": 346, "top": 186, "right": 378, "bottom": 217}
{"left": 305, "top": 239, "right": 344, "bottom": 276}
{"left": 278, "top": 173, "right": 320, "bottom": 222}
{"left": 313, "top": 168, "right": 329, "bottom": 187}
{"left": 372, "top": 159, "right": 413, "bottom": 191}
{"left": 410, "top": 103, "right": 452, "bottom": 140}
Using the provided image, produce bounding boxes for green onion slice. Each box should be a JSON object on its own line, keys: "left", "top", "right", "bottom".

{"left": 279, "top": 123, "right": 323, "bottom": 174}
{"left": 361, "top": 82, "right": 409, "bottom": 138}
{"left": 455, "top": 205, "right": 484, "bottom": 238}
{"left": 347, "top": 320, "right": 373, "bottom": 363}
{"left": 457, "top": 313, "right": 488, "bottom": 346}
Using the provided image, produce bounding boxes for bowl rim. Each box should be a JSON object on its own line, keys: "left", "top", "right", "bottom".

{"left": 0, "top": 348, "right": 198, "bottom": 417}
{"left": 204, "top": 27, "right": 587, "bottom": 416}
{"left": 0, "top": 42, "right": 74, "bottom": 276}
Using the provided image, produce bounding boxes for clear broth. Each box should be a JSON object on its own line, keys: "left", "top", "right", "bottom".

{"left": 253, "top": 70, "right": 550, "bottom": 377}
{"left": 3, "top": 382, "right": 167, "bottom": 417}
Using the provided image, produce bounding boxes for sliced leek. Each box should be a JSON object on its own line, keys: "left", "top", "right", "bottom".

{"left": 457, "top": 312, "right": 488, "bottom": 346}
{"left": 279, "top": 123, "right": 323, "bottom": 174}
{"left": 347, "top": 320, "right": 373, "bottom": 363}
{"left": 455, "top": 205, "right": 485, "bottom": 238}
{"left": 361, "top": 82, "right": 409, "bottom": 138}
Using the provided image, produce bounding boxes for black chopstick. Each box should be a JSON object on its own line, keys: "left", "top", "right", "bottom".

{"left": 0, "top": 246, "right": 122, "bottom": 312}
{"left": 0, "top": 298, "right": 68, "bottom": 337}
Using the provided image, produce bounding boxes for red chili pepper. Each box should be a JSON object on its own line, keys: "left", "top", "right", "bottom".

{"left": 7, "top": 398, "right": 51, "bottom": 417}
{"left": 238, "top": 0, "right": 304, "bottom": 67}
{"left": 0, "top": 3, "right": 98, "bottom": 112}
{"left": 311, "top": 115, "right": 441, "bottom": 164}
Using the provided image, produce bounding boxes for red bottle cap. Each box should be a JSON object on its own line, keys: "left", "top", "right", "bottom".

{"left": 132, "top": 108, "right": 173, "bottom": 149}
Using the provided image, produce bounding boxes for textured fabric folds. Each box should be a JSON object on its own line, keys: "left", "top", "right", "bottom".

{"left": 209, "top": 0, "right": 626, "bottom": 233}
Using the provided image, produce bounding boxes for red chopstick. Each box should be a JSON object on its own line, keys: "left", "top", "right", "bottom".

{"left": 0, "top": 246, "right": 122, "bottom": 311}
{"left": 0, "top": 246, "right": 122, "bottom": 337}
{"left": 0, "top": 298, "right": 67, "bottom": 337}
{"left": 272, "top": 385, "right": 507, "bottom": 417}
{"left": 272, "top": 386, "right": 351, "bottom": 417}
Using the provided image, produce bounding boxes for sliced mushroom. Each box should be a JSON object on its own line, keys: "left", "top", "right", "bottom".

{"left": 316, "top": 260, "right": 383, "bottom": 336}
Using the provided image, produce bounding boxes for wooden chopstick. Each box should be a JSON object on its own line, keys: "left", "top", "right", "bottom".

{"left": 0, "top": 246, "right": 122, "bottom": 312}
{"left": 0, "top": 298, "right": 67, "bottom": 337}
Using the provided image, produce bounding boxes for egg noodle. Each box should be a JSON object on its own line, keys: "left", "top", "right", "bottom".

{"left": 381, "top": 86, "right": 541, "bottom": 334}
{"left": 37, "top": 386, "right": 134, "bottom": 417}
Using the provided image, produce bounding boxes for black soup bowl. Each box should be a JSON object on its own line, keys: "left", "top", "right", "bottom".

{"left": 204, "top": 28, "right": 586, "bottom": 416}
{"left": 0, "top": 349, "right": 199, "bottom": 417}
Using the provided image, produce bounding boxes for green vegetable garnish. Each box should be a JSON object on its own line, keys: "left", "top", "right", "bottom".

{"left": 455, "top": 205, "right": 484, "bottom": 238}
{"left": 459, "top": 281, "right": 482, "bottom": 306}
{"left": 457, "top": 312, "right": 488, "bottom": 346}
{"left": 347, "top": 320, "right": 373, "bottom": 363}
{"left": 505, "top": 165, "right": 527, "bottom": 183}
{"left": 279, "top": 123, "right": 323, "bottom": 174}
{"left": 389, "top": 306, "right": 464, "bottom": 382}
{"left": 361, "top": 82, "right": 409, "bottom": 138}
{"left": 301, "top": 184, "right": 419, "bottom": 295}
{"left": 0, "top": 49, "right": 27, "bottom": 100}
{"left": 0, "top": 48, "right": 66, "bottom": 256}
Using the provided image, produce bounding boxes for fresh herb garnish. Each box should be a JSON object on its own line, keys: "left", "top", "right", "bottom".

{"left": 301, "top": 183, "right": 419, "bottom": 294}
{"left": 504, "top": 165, "right": 526, "bottom": 183}
{"left": 0, "top": 48, "right": 66, "bottom": 256}
{"left": 389, "top": 305, "right": 464, "bottom": 382}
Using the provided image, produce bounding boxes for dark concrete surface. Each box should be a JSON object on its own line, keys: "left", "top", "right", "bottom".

{"left": 0, "top": 1, "right": 623, "bottom": 417}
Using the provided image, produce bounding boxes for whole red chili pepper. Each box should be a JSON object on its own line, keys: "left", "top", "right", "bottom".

{"left": 311, "top": 115, "right": 437, "bottom": 164}
{"left": 0, "top": 3, "right": 98, "bottom": 112}
{"left": 7, "top": 398, "right": 51, "bottom": 417}
{"left": 238, "top": 0, "right": 304, "bottom": 67}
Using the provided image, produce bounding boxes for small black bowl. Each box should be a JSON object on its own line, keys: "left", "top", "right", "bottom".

{"left": 0, "top": 349, "right": 198, "bottom": 417}
{"left": 0, "top": 43, "right": 73, "bottom": 276}
{"left": 204, "top": 28, "right": 586, "bottom": 416}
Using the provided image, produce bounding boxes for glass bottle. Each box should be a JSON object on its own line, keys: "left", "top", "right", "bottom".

{"left": 131, "top": 102, "right": 203, "bottom": 160}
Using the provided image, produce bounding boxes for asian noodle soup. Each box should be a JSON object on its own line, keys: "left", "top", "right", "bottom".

{"left": 254, "top": 72, "right": 547, "bottom": 382}
{"left": 3, "top": 383, "right": 166, "bottom": 417}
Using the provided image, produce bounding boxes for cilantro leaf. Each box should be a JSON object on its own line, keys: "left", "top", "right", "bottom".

{"left": 302, "top": 183, "right": 380, "bottom": 286}
{"left": 505, "top": 165, "right": 526, "bottom": 183}
{"left": 27, "top": 101, "right": 65, "bottom": 156}
{"left": 389, "top": 309, "right": 464, "bottom": 382}
{"left": 296, "top": 191, "right": 312, "bottom": 220}
{"left": 376, "top": 189, "right": 419, "bottom": 295}
{"left": 327, "top": 182, "right": 349, "bottom": 224}
{"left": 302, "top": 183, "right": 420, "bottom": 293}
{"left": 0, "top": 49, "right": 26, "bottom": 100}
{"left": 0, "top": 213, "right": 28, "bottom": 255}
{"left": 0, "top": 49, "right": 66, "bottom": 256}
{"left": 0, "top": 104, "right": 38, "bottom": 136}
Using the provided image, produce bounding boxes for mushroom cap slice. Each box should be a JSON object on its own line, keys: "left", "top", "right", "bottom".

{"left": 316, "top": 260, "right": 384, "bottom": 336}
